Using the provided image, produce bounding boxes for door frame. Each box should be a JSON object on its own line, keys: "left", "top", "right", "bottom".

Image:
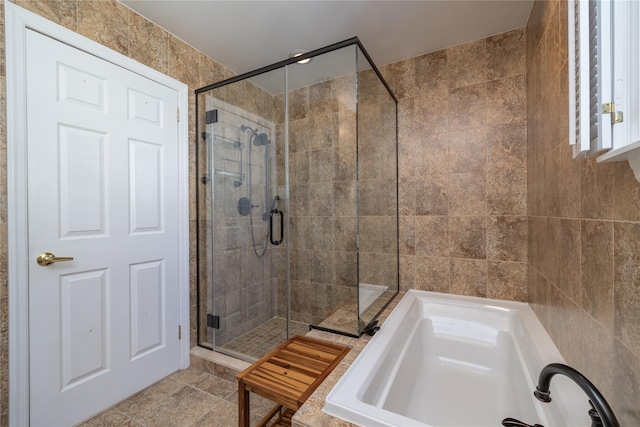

{"left": 5, "top": 3, "right": 190, "bottom": 425}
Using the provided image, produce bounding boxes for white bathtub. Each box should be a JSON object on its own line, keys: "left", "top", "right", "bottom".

{"left": 324, "top": 290, "right": 588, "bottom": 427}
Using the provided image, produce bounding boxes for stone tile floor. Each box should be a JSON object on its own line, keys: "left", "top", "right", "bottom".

{"left": 78, "top": 296, "right": 401, "bottom": 427}
{"left": 79, "top": 367, "right": 276, "bottom": 427}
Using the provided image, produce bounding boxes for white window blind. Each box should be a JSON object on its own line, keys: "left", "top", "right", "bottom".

{"left": 569, "top": 0, "right": 612, "bottom": 159}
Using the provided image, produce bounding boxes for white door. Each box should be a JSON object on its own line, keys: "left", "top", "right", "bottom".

{"left": 26, "top": 29, "right": 181, "bottom": 426}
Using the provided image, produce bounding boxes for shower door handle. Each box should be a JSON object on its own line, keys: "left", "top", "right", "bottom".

{"left": 269, "top": 208, "right": 283, "bottom": 246}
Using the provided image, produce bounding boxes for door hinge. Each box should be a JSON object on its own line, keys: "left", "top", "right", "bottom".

{"left": 207, "top": 314, "right": 220, "bottom": 329}
{"left": 205, "top": 109, "right": 218, "bottom": 124}
{"left": 602, "top": 102, "right": 615, "bottom": 114}
{"left": 603, "top": 102, "right": 624, "bottom": 124}
{"left": 177, "top": 108, "right": 180, "bottom": 122}
{"left": 178, "top": 325, "right": 182, "bottom": 340}
{"left": 613, "top": 111, "right": 624, "bottom": 124}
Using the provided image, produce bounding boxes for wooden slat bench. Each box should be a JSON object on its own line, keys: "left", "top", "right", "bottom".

{"left": 237, "top": 335, "right": 349, "bottom": 427}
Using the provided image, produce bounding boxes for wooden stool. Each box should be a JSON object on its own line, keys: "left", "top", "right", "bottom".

{"left": 237, "top": 335, "right": 349, "bottom": 427}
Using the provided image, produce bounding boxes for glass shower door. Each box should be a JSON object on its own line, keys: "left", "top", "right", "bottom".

{"left": 196, "top": 67, "right": 293, "bottom": 361}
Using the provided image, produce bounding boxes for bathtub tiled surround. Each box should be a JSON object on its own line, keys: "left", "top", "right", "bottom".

{"left": 292, "top": 298, "right": 401, "bottom": 427}
{"left": 527, "top": 0, "right": 640, "bottom": 424}
{"left": 0, "top": 0, "right": 639, "bottom": 426}
{"left": 379, "top": 28, "right": 528, "bottom": 301}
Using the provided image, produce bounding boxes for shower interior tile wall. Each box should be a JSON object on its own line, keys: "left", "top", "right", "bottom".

{"left": 2, "top": 0, "right": 640, "bottom": 425}
{"left": 379, "top": 28, "right": 528, "bottom": 301}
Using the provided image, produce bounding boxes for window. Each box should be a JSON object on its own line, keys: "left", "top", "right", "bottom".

{"left": 569, "top": 0, "right": 611, "bottom": 158}
{"left": 570, "top": 0, "right": 640, "bottom": 181}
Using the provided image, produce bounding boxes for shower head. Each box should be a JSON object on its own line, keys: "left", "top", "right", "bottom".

{"left": 253, "top": 133, "right": 270, "bottom": 146}
{"left": 240, "top": 124, "right": 258, "bottom": 135}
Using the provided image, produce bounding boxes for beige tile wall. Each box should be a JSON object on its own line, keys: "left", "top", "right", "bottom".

{"left": 7, "top": 0, "right": 631, "bottom": 424}
{"left": 380, "top": 28, "right": 528, "bottom": 302}
{"left": 527, "top": 0, "right": 640, "bottom": 423}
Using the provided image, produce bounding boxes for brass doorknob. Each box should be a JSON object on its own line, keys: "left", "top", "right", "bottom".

{"left": 37, "top": 252, "right": 74, "bottom": 267}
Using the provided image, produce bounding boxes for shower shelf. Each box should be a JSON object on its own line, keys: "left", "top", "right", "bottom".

{"left": 214, "top": 169, "right": 244, "bottom": 179}
{"left": 214, "top": 134, "right": 243, "bottom": 147}
{"left": 211, "top": 133, "right": 244, "bottom": 182}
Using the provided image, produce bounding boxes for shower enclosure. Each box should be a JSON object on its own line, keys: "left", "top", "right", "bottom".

{"left": 196, "top": 38, "right": 398, "bottom": 362}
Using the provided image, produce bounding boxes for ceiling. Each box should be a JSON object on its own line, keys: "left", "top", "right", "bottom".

{"left": 121, "top": 0, "right": 533, "bottom": 78}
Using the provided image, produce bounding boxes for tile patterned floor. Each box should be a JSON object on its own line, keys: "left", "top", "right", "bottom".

{"left": 81, "top": 318, "right": 310, "bottom": 427}
{"left": 219, "top": 317, "right": 310, "bottom": 360}
{"left": 80, "top": 296, "right": 403, "bottom": 427}
{"left": 79, "top": 366, "right": 277, "bottom": 427}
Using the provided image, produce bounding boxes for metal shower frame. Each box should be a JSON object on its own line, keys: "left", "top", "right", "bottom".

{"left": 195, "top": 36, "right": 400, "bottom": 344}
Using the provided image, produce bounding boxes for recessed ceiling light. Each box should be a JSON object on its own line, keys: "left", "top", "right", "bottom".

{"left": 290, "top": 50, "right": 312, "bottom": 64}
